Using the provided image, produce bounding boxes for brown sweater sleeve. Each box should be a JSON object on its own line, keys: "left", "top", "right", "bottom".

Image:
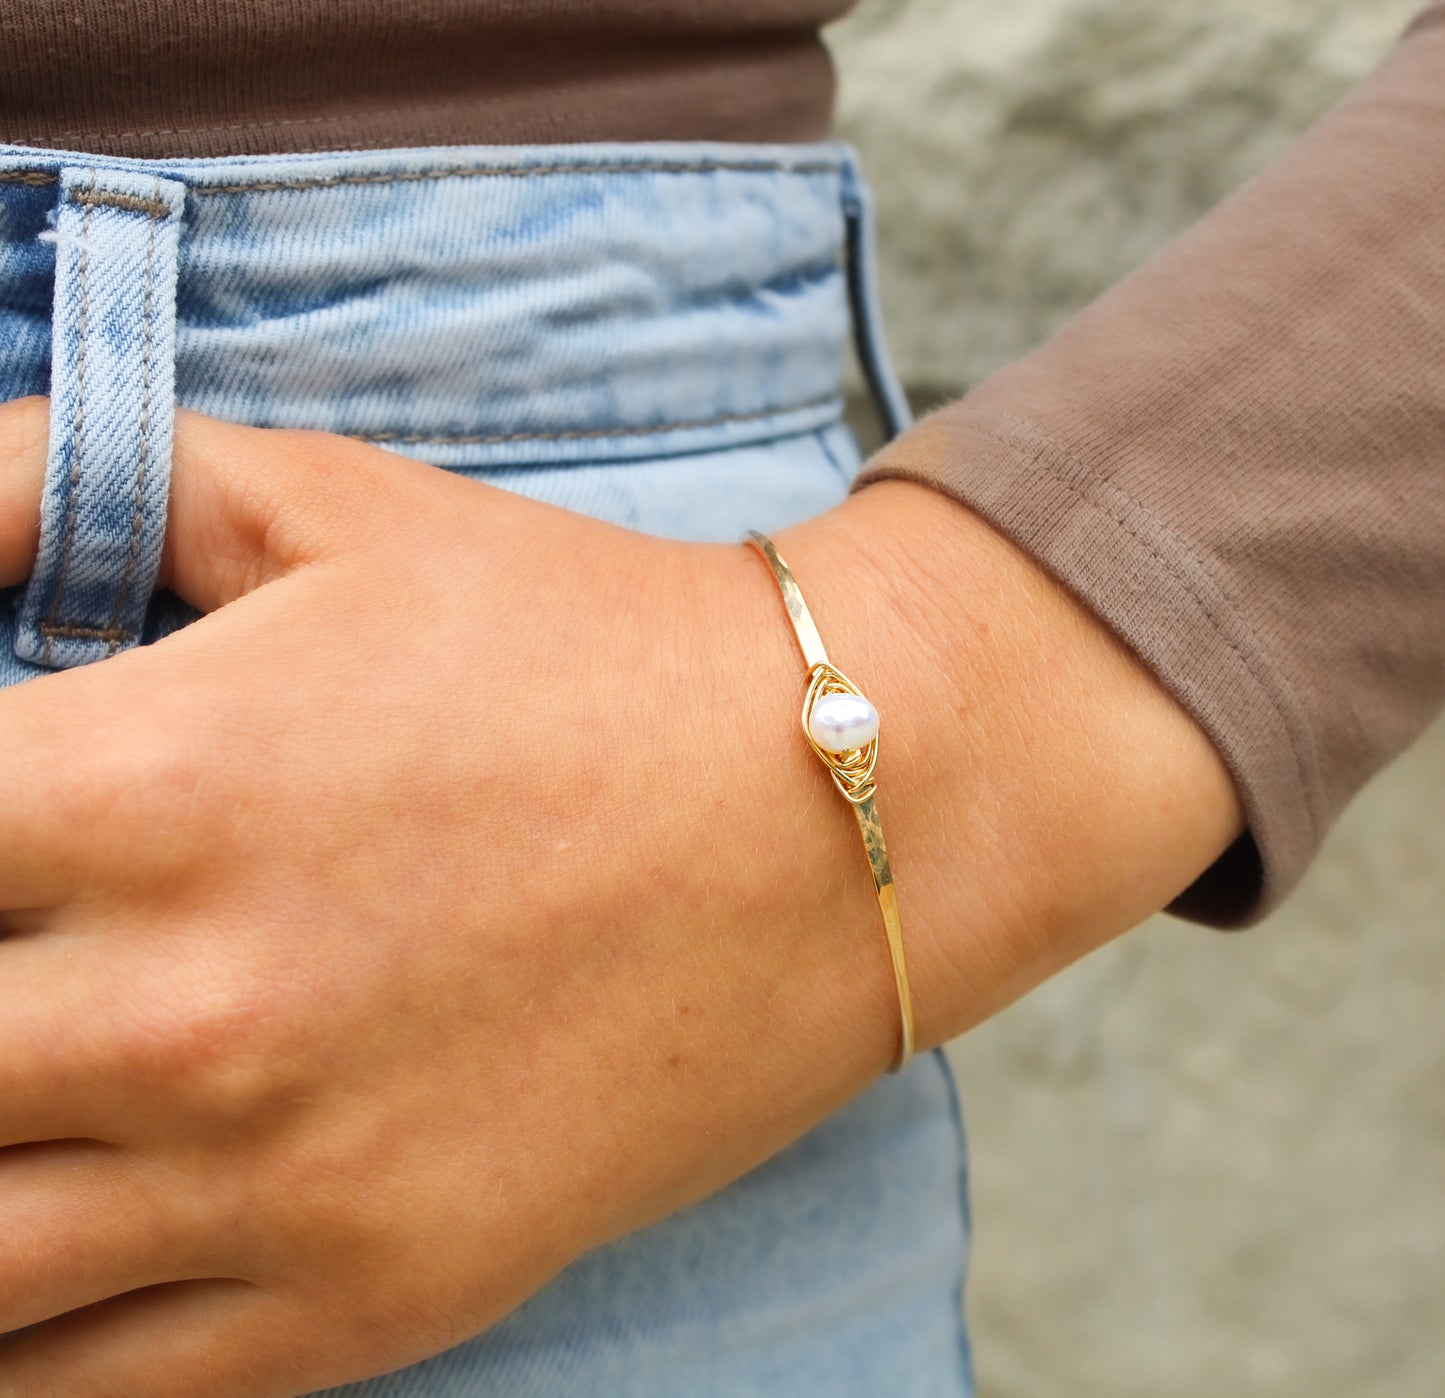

{"left": 851, "top": 4, "right": 1445, "bottom": 929}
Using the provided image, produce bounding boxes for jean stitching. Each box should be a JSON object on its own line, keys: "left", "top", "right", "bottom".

{"left": 68, "top": 188, "right": 171, "bottom": 217}
{"left": 189, "top": 160, "right": 838, "bottom": 197}
{"left": 3, "top": 159, "right": 839, "bottom": 196}
{"left": 38, "top": 623, "right": 132, "bottom": 641}
{"left": 350, "top": 393, "right": 841, "bottom": 447}
{"left": 40, "top": 173, "right": 96, "bottom": 664}
{"left": 105, "top": 187, "right": 162, "bottom": 655}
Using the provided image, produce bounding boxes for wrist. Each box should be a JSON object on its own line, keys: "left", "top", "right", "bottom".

{"left": 759, "top": 476, "right": 1245, "bottom": 1048}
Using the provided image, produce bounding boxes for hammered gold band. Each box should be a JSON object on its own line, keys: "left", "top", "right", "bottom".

{"left": 743, "top": 529, "right": 915, "bottom": 1074}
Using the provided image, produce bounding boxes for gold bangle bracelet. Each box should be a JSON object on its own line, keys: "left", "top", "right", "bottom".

{"left": 742, "top": 529, "right": 915, "bottom": 1074}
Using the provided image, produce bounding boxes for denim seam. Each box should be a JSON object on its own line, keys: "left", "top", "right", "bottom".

{"left": 106, "top": 187, "right": 160, "bottom": 653}
{"left": 812, "top": 421, "right": 852, "bottom": 487}
{"left": 0, "top": 160, "right": 840, "bottom": 193}
{"left": 190, "top": 160, "right": 838, "bottom": 197}
{"left": 39, "top": 182, "right": 95, "bottom": 664}
{"left": 2, "top": 162, "right": 838, "bottom": 192}
{"left": 351, "top": 392, "right": 840, "bottom": 446}
{"left": 2, "top": 156, "right": 843, "bottom": 193}
{"left": 931, "top": 1048, "right": 976, "bottom": 1397}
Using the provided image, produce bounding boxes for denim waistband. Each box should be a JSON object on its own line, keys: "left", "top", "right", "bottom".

{"left": 0, "top": 137, "right": 910, "bottom": 671}
{"left": 0, "top": 138, "right": 907, "bottom": 471}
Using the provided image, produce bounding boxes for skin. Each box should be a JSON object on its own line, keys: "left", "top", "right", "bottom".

{"left": 0, "top": 395, "right": 1242, "bottom": 1396}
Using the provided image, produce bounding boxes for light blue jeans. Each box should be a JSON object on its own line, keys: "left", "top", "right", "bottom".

{"left": 0, "top": 138, "right": 973, "bottom": 1396}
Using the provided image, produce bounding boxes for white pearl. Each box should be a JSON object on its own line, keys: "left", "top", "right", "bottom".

{"left": 808, "top": 692, "right": 879, "bottom": 753}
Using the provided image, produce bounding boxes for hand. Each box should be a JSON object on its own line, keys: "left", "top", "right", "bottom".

{"left": 0, "top": 397, "right": 893, "bottom": 1394}
{"left": 0, "top": 396, "right": 1242, "bottom": 1395}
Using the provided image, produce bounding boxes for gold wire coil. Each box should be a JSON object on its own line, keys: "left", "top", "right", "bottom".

{"left": 802, "top": 661, "right": 879, "bottom": 804}
{"left": 742, "top": 529, "right": 915, "bottom": 1074}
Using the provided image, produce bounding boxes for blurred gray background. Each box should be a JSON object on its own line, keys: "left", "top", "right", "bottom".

{"left": 827, "top": 3, "right": 1445, "bottom": 1395}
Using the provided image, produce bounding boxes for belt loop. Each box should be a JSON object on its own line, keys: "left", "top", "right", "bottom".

{"left": 838, "top": 148, "right": 913, "bottom": 444}
{"left": 15, "top": 166, "right": 186, "bottom": 669}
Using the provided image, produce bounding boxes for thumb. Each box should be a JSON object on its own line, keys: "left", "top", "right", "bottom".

{"left": 0, "top": 397, "right": 377, "bottom": 614}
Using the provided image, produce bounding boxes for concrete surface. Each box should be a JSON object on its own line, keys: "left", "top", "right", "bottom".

{"left": 945, "top": 720, "right": 1444, "bottom": 1397}
{"left": 828, "top": 3, "right": 1445, "bottom": 1393}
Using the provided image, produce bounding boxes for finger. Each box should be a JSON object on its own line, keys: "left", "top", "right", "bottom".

{"left": 0, "top": 1280, "right": 322, "bottom": 1398}
{"left": 0, "top": 934, "right": 161, "bottom": 1147}
{"left": 0, "top": 664, "right": 134, "bottom": 910}
{"left": 0, "top": 396, "right": 47, "bottom": 586}
{"left": 0, "top": 899, "right": 322, "bottom": 1154}
{"left": 0, "top": 549, "right": 342, "bottom": 914}
{"left": 0, "top": 648, "right": 204, "bottom": 910}
{"left": 0, "top": 395, "right": 398, "bottom": 614}
{"left": 0, "top": 1141, "right": 221, "bottom": 1335}
{"left": 157, "top": 408, "right": 386, "bottom": 612}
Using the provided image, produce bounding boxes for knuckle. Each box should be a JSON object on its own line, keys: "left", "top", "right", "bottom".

{"left": 114, "top": 956, "right": 308, "bottom": 1124}
{"left": 256, "top": 427, "right": 382, "bottom": 551}
{"left": 62, "top": 706, "right": 236, "bottom": 884}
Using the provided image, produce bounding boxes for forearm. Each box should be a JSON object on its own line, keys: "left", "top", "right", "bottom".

{"left": 850, "top": 4, "right": 1445, "bottom": 929}
{"left": 703, "top": 477, "right": 1244, "bottom": 1065}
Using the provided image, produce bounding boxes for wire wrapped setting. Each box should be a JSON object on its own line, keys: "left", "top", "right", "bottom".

{"left": 802, "top": 662, "right": 878, "bottom": 804}
{"left": 742, "top": 528, "right": 915, "bottom": 1073}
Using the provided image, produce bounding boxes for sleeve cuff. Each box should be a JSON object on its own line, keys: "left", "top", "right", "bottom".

{"left": 850, "top": 406, "right": 1321, "bottom": 930}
